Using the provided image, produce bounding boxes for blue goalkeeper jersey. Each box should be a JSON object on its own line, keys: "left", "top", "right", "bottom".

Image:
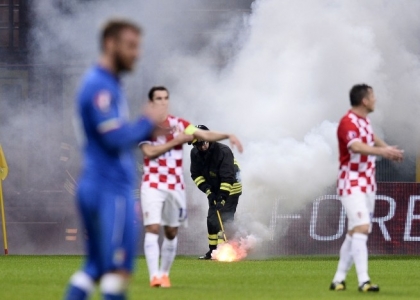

{"left": 77, "top": 65, "right": 153, "bottom": 189}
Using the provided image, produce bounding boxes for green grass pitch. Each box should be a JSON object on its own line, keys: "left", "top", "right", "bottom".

{"left": 0, "top": 255, "right": 419, "bottom": 299}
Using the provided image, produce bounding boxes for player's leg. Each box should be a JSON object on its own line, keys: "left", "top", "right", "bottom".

{"left": 64, "top": 180, "right": 99, "bottom": 300}
{"left": 65, "top": 270, "right": 95, "bottom": 300}
{"left": 100, "top": 271, "right": 130, "bottom": 300}
{"left": 98, "top": 189, "right": 138, "bottom": 299}
{"left": 330, "top": 233, "right": 352, "bottom": 291}
{"left": 352, "top": 226, "right": 373, "bottom": 291}
{"left": 160, "top": 225, "right": 178, "bottom": 287}
{"left": 330, "top": 194, "right": 355, "bottom": 291}
{"left": 159, "top": 189, "right": 186, "bottom": 287}
{"left": 341, "top": 192, "right": 378, "bottom": 292}
{"left": 350, "top": 195, "right": 370, "bottom": 290}
{"left": 356, "top": 192, "right": 379, "bottom": 292}
{"left": 141, "top": 187, "right": 164, "bottom": 286}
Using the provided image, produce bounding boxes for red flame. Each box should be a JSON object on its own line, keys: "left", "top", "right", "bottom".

{"left": 212, "top": 242, "right": 243, "bottom": 262}
{"left": 212, "top": 235, "right": 257, "bottom": 262}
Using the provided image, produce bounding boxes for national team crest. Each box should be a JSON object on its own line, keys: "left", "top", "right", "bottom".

{"left": 347, "top": 131, "right": 357, "bottom": 140}
{"left": 95, "top": 90, "right": 111, "bottom": 112}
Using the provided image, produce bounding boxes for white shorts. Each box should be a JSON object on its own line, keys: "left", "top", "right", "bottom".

{"left": 140, "top": 187, "right": 187, "bottom": 227}
{"left": 340, "top": 191, "right": 375, "bottom": 231}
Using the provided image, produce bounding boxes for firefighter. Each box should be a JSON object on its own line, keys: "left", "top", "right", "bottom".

{"left": 189, "top": 125, "right": 242, "bottom": 260}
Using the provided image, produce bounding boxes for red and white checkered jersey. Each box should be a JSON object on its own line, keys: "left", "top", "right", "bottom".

{"left": 337, "top": 110, "right": 376, "bottom": 196}
{"left": 140, "top": 115, "right": 192, "bottom": 191}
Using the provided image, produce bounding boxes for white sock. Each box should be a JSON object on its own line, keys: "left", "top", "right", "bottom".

{"left": 332, "top": 234, "right": 353, "bottom": 282}
{"left": 144, "top": 232, "right": 160, "bottom": 280}
{"left": 100, "top": 273, "right": 127, "bottom": 296}
{"left": 159, "top": 236, "right": 178, "bottom": 276}
{"left": 352, "top": 233, "right": 370, "bottom": 285}
{"left": 69, "top": 271, "right": 95, "bottom": 294}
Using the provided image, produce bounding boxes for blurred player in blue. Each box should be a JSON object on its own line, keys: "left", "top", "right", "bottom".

{"left": 64, "top": 19, "right": 180, "bottom": 300}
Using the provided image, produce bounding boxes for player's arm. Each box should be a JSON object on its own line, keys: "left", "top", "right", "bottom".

{"left": 373, "top": 135, "right": 388, "bottom": 147}
{"left": 99, "top": 118, "right": 155, "bottom": 151}
{"left": 344, "top": 133, "right": 403, "bottom": 162}
{"left": 372, "top": 135, "right": 403, "bottom": 160}
{"left": 140, "top": 133, "right": 193, "bottom": 159}
{"left": 349, "top": 141, "right": 386, "bottom": 156}
{"left": 192, "top": 128, "right": 243, "bottom": 153}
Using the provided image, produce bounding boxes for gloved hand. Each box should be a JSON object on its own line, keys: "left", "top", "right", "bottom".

{"left": 214, "top": 195, "right": 226, "bottom": 210}
{"left": 207, "top": 191, "right": 216, "bottom": 207}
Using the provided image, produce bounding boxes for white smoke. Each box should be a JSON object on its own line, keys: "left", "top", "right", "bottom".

{"left": 19, "top": 0, "right": 420, "bottom": 255}
{"left": 162, "top": 0, "right": 420, "bottom": 245}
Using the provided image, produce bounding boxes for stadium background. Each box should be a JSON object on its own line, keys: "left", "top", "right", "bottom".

{"left": 1, "top": 0, "right": 419, "bottom": 256}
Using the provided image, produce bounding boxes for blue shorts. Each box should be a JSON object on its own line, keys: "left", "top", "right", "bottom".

{"left": 76, "top": 178, "right": 138, "bottom": 280}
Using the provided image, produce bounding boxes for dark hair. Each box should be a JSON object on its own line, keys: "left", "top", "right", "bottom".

{"left": 349, "top": 84, "right": 372, "bottom": 106}
{"left": 101, "top": 19, "right": 142, "bottom": 51}
{"left": 148, "top": 86, "right": 169, "bottom": 101}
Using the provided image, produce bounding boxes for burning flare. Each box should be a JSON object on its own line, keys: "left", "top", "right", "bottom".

{"left": 212, "top": 235, "right": 257, "bottom": 262}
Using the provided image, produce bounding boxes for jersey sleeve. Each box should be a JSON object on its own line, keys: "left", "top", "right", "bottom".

{"left": 138, "top": 140, "right": 152, "bottom": 150}
{"left": 178, "top": 118, "right": 197, "bottom": 135}
{"left": 88, "top": 90, "right": 119, "bottom": 132}
{"left": 337, "top": 119, "right": 361, "bottom": 149}
{"left": 84, "top": 89, "right": 154, "bottom": 151}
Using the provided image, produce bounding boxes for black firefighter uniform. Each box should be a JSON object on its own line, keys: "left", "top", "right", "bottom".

{"left": 190, "top": 141, "right": 242, "bottom": 252}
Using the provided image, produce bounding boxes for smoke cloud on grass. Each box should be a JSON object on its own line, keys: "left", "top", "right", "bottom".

{"left": 2, "top": 0, "right": 420, "bottom": 255}
{"left": 161, "top": 0, "right": 420, "bottom": 255}
{"left": 24, "top": 0, "right": 254, "bottom": 255}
